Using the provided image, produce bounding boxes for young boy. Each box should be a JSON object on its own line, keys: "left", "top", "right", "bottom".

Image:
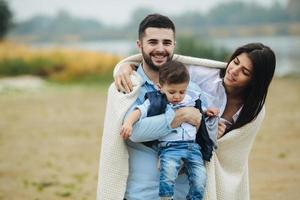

{"left": 120, "top": 60, "right": 218, "bottom": 200}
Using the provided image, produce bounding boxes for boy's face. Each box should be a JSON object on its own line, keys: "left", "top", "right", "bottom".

{"left": 137, "top": 27, "right": 175, "bottom": 71}
{"left": 159, "top": 82, "right": 188, "bottom": 104}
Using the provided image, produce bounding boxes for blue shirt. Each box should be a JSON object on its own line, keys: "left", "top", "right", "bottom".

{"left": 124, "top": 65, "right": 191, "bottom": 199}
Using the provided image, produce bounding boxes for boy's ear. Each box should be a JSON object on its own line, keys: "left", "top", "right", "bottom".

{"left": 156, "top": 83, "right": 162, "bottom": 90}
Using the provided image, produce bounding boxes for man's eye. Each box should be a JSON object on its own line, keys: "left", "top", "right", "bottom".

{"left": 148, "top": 40, "right": 157, "bottom": 45}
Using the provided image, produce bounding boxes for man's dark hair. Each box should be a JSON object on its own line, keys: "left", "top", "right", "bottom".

{"left": 159, "top": 60, "right": 189, "bottom": 85}
{"left": 138, "top": 13, "right": 175, "bottom": 39}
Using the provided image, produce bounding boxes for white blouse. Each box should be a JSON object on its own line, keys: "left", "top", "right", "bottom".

{"left": 188, "top": 65, "right": 242, "bottom": 129}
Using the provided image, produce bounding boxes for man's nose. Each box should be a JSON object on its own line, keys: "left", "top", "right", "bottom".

{"left": 156, "top": 42, "right": 164, "bottom": 52}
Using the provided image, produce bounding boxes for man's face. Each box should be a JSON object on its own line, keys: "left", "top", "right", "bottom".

{"left": 137, "top": 27, "right": 175, "bottom": 71}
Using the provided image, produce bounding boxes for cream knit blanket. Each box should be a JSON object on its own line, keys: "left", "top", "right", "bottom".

{"left": 97, "top": 55, "right": 265, "bottom": 200}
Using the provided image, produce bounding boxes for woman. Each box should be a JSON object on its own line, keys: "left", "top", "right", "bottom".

{"left": 100, "top": 43, "right": 276, "bottom": 200}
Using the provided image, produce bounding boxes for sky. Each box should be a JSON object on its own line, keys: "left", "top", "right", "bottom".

{"left": 9, "top": 0, "right": 287, "bottom": 25}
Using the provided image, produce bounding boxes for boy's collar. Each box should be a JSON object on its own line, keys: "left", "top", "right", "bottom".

{"left": 137, "top": 64, "right": 155, "bottom": 86}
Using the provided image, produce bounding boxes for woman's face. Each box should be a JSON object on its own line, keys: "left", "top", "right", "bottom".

{"left": 224, "top": 52, "right": 253, "bottom": 91}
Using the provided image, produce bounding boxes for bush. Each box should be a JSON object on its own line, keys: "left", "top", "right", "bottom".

{"left": 175, "top": 36, "right": 230, "bottom": 61}
{"left": 0, "top": 41, "right": 120, "bottom": 83}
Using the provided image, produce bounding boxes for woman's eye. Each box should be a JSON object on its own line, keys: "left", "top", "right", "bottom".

{"left": 242, "top": 70, "right": 250, "bottom": 76}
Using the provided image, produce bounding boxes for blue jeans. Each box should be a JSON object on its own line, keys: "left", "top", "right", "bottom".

{"left": 158, "top": 141, "right": 206, "bottom": 200}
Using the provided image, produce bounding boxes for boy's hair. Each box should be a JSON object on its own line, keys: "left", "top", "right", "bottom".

{"left": 159, "top": 60, "right": 190, "bottom": 85}
{"left": 138, "top": 14, "right": 175, "bottom": 40}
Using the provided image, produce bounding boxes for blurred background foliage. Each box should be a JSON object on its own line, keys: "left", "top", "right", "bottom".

{"left": 0, "top": 0, "right": 12, "bottom": 40}
{"left": 7, "top": 0, "right": 300, "bottom": 41}
{"left": 0, "top": 0, "right": 299, "bottom": 83}
{"left": 0, "top": 41, "right": 120, "bottom": 83}
{"left": 0, "top": 38, "right": 228, "bottom": 83}
{"left": 176, "top": 36, "right": 230, "bottom": 61}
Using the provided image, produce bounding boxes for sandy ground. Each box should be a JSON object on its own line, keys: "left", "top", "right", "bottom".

{"left": 0, "top": 77, "right": 299, "bottom": 200}
{"left": 249, "top": 77, "right": 300, "bottom": 200}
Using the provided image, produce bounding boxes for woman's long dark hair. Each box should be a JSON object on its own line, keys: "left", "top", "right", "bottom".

{"left": 220, "top": 43, "right": 276, "bottom": 132}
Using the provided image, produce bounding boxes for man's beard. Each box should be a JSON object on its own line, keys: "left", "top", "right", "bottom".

{"left": 141, "top": 48, "right": 173, "bottom": 71}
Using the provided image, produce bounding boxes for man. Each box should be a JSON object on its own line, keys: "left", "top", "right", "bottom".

{"left": 97, "top": 14, "right": 203, "bottom": 200}
{"left": 118, "top": 14, "right": 202, "bottom": 199}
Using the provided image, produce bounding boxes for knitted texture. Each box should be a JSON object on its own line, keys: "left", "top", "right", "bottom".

{"left": 204, "top": 108, "right": 265, "bottom": 200}
{"left": 98, "top": 57, "right": 265, "bottom": 200}
{"left": 96, "top": 72, "right": 142, "bottom": 200}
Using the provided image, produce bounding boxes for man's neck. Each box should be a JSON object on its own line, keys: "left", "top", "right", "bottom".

{"left": 142, "top": 62, "right": 159, "bottom": 84}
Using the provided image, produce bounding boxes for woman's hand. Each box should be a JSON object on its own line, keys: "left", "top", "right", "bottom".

{"left": 114, "top": 63, "right": 134, "bottom": 93}
{"left": 171, "top": 107, "right": 202, "bottom": 129}
{"left": 217, "top": 121, "right": 226, "bottom": 139}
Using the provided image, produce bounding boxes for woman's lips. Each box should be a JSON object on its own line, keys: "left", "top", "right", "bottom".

{"left": 226, "top": 72, "right": 236, "bottom": 82}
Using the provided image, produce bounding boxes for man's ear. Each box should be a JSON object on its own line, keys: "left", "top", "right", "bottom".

{"left": 136, "top": 40, "right": 142, "bottom": 51}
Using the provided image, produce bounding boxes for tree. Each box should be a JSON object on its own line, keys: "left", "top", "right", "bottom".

{"left": 176, "top": 36, "right": 230, "bottom": 61}
{"left": 287, "top": 0, "right": 300, "bottom": 21}
{"left": 127, "top": 7, "right": 153, "bottom": 30}
{"left": 0, "top": 0, "right": 12, "bottom": 40}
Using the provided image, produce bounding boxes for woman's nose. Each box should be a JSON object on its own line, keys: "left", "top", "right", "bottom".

{"left": 231, "top": 66, "right": 240, "bottom": 75}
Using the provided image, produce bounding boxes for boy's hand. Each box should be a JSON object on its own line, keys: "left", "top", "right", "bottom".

{"left": 205, "top": 108, "right": 219, "bottom": 117}
{"left": 120, "top": 124, "right": 133, "bottom": 140}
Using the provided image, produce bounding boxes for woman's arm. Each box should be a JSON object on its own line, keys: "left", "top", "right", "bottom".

{"left": 173, "top": 54, "right": 226, "bottom": 68}
{"left": 113, "top": 54, "right": 226, "bottom": 93}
